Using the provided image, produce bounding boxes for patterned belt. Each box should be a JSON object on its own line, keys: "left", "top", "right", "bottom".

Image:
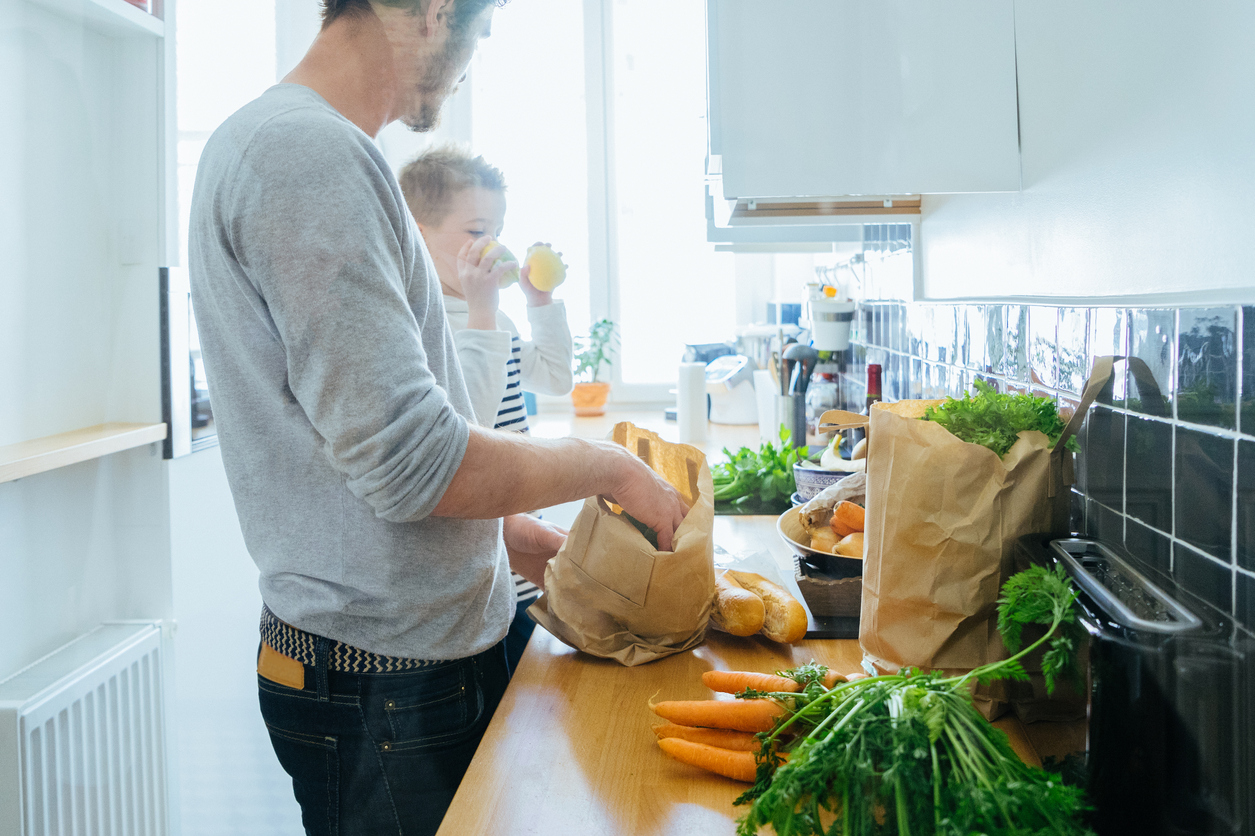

{"left": 259, "top": 605, "right": 441, "bottom": 674}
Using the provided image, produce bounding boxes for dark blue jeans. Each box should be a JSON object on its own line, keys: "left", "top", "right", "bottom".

{"left": 258, "top": 638, "right": 510, "bottom": 836}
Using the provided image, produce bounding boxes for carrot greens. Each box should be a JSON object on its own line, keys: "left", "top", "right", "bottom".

{"left": 733, "top": 564, "right": 1093, "bottom": 836}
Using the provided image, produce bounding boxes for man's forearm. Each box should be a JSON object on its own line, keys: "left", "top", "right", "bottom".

{"left": 431, "top": 426, "right": 626, "bottom": 519}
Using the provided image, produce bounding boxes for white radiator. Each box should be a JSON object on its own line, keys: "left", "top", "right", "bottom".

{"left": 0, "top": 623, "right": 170, "bottom": 836}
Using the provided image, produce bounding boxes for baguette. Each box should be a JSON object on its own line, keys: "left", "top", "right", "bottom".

{"left": 726, "top": 570, "right": 808, "bottom": 644}
{"left": 711, "top": 572, "right": 766, "bottom": 636}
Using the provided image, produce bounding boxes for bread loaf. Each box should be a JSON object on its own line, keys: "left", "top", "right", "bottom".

{"left": 711, "top": 572, "right": 766, "bottom": 636}
{"left": 726, "top": 570, "right": 808, "bottom": 644}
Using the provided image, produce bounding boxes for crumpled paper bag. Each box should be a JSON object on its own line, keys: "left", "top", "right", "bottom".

{"left": 527, "top": 422, "right": 715, "bottom": 666}
{"left": 820, "top": 357, "right": 1113, "bottom": 717}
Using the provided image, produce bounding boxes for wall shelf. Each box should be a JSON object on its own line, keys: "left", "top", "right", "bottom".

{"left": 0, "top": 423, "right": 168, "bottom": 484}
{"left": 25, "top": 0, "right": 164, "bottom": 38}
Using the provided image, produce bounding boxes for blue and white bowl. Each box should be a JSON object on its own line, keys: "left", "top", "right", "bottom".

{"left": 793, "top": 463, "right": 847, "bottom": 501}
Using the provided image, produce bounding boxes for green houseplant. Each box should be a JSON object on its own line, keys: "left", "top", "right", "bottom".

{"left": 571, "top": 318, "right": 617, "bottom": 416}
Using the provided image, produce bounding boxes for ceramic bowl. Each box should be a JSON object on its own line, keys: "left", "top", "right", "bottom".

{"left": 793, "top": 463, "right": 847, "bottom": 501}
{"left": 776, "top": 508, "right": 864, "bottom": 578}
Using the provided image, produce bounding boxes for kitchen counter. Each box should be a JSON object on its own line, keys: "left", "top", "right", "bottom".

{"left": 436, "top": 512, "right": 1052, "bottom": 836}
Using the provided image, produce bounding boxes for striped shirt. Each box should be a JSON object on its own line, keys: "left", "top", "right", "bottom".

{"left": 493, "top": 336, "right": 530, "bottom": 432}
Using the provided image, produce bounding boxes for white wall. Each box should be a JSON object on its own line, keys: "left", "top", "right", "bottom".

{"left": 919, "top": 1, "right": 1255, "bottom": 305}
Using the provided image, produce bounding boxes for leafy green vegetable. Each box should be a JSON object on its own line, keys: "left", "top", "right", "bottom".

{"left": 923, "top": 379, "right": 1080, "bottom": 458}
{"left": 712, "top": 428, "right": 804, "bottom": 513}
{"left": 733, "top": 564, "right": 1093, "bottom": 836}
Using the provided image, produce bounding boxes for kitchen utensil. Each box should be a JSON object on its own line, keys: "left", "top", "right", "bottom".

{"left": 775, "top": 394, "right": 806, "bottom": 447}
{"left": 782, "top": 344, "right": 820, "bottom": 396}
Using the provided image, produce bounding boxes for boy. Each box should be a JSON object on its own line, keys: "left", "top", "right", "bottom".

{"left": 399, "top": 145, "right": 575, "bottom": 671}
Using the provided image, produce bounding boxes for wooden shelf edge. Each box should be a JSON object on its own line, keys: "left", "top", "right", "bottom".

{"left": 0, "top": 423, "right": 168, "bottom": 484}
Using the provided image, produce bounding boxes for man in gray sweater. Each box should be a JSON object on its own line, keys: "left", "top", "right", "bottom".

{"left": 187, "top": 1, "right": 688, "bottom": 833}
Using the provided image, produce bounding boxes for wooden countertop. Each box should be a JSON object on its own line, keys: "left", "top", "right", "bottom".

{"left": 437, "top": 513, "right": 1053, "bottom": 836}
{"left": 437, "top": 412, "right": 1069, "bottom": 836}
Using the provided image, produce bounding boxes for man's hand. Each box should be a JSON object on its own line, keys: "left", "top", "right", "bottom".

{"left": 458, "top": 236, "right": 510, "bottom": 330}
{"left": 502, "top": 514, "right": 568, "bottom": 589}
{"left": 600, "top": 445, "right": 690, "bottom": 552}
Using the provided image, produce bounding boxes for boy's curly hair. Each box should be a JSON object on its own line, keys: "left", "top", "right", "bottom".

{"left": 398, "top": 144, "right": 507, "bottom": 226}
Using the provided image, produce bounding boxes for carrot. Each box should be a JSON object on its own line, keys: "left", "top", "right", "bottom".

{"left": 657, "top": 738, "right": 759, "bottom": 782}
{"left": 822, "top": 669, "right": 847, "bottom": 688}
{"left": 651, "top": 722, "right": 762, "bottom": 752}
{"left": 650, "top": 698, "right": 785, "bottom": 733}
{"left": 702, "top": 670, "right": 801, "bottom": 695}
{"left": 830, "top": 500, "right": 866, "bottom": 536}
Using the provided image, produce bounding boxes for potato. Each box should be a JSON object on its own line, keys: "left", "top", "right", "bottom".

{"left": 834, "top": 532, "right": 864, "bottom": 558}
{"left": 809, "top": 527, "right": 839, "bottom": 554}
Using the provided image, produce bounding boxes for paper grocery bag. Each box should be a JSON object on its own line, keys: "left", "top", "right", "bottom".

{"left": 527, "top": 422, "right": 715, "bottom": 666}
{"left": 820, "top": 357, "right": 1113, "bottom": 717}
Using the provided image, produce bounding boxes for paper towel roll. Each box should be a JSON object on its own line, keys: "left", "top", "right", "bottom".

{"left": 677, "top": 362, "right": 707, "bottom": 444}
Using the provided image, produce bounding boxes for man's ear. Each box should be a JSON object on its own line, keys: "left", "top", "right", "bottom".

{"left": 423, "top": 0, "right": 457, "bottom": 38}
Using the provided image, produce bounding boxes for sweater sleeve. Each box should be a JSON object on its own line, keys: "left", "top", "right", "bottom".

{"left": 225, "top": 118, "right": 468, "bottom": 523}
{"left": 518, "top": 301, "right": 575, "bottom": 396}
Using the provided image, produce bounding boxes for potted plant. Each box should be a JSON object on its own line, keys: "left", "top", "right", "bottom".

{"left": 571, "top": 318, "right": 617, "bottom": 416}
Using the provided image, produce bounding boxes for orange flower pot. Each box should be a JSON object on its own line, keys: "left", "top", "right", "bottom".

{"left": 571, "top": 382, "right": 611, "bottom": 416}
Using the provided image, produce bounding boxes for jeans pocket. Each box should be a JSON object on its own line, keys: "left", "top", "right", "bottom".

{"left": 260, "top": 719, "right": 340, "bottom": 836}
{"left": 376, "top": 661, "right": 485, "bottom": 752}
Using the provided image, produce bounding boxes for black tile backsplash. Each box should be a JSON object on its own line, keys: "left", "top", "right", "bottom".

{"left": 1177, "top": 307, "right": 1238, "bottom": 430}
{"left": 1174, "top": 428, "right": 1234, "bottom": 561}
{"left": 1239, "top": 439, "right": 1255, "bottom": 573}
{"left": 1126, "top": 516, "right": 1173, "bottom": 578}
{"left": 1125, "top": 415, "right": 1173, "bottom": 532}
{"left": 1127, "top": 309, "right": 1176, "bottom": 418}
{"left": 1174, "top": 544, "right": 1233, "bottom": 614}
{"left": 845, "top": 257, "right": 1251, "bottom": 636}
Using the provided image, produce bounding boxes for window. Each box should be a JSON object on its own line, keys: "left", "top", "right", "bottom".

{"left": 469, "top": 0, "right": 736, "bottom": 401}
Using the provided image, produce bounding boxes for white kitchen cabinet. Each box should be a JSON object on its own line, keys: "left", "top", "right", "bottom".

{"left": 707, "top": 0, "right": 1021, "bottom": 199}
{"left": 2, "top": 0, "right": 176, "bottom": 467}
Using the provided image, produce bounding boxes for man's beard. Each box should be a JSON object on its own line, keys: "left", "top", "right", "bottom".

{"left": 402, "top": 29, "right": 473, "bottom": 132}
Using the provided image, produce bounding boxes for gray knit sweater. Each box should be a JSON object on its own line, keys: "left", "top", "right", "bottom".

{"left": 188, "top": 84, "right": 512, "bottom": 660}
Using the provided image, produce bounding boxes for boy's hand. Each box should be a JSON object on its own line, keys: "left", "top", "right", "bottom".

{"left": 518, "top": 241, "right": 556, "bottom": 308}
{"left": 458, "top": 236, "right": 509, "bottom": 330}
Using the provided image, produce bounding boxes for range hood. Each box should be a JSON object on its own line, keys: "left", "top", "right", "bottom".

{"left": 705, "top": 183, "right": 920, "bottom": 250}
{"left": 705, "top": 154, "right": 921, "bottom": 249}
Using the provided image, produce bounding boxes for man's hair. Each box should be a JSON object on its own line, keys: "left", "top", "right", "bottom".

{"left": 398, "top": 144, "right": 507, "bottom": 226}
{"left": 321, "top": 0, "right": 502, "bottom": 31}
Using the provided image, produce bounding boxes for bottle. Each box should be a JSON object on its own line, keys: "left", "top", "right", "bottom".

{"left": 863, "top": 364, "right": 883, "bottom": 443}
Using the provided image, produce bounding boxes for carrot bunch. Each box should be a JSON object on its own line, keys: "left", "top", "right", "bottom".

{"left": 650, "top": 666, "right": 861, "bottom": 783}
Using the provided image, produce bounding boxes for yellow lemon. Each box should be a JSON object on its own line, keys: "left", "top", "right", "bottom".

{"left": 525, "top": 244, "right": 566, "bottom": 292}
{"left": 479, "top": 239, "right": 520, "bottom": 288}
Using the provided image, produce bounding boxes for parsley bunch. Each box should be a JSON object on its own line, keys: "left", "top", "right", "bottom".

{"left": 733, "top": 565, "right": 1092, "bottom": 836}
{"left": 712, "top": 429, "right": 804, "bottom": 513}
{"left": 923, "top": 379, "right": 1079, "bottom": 458}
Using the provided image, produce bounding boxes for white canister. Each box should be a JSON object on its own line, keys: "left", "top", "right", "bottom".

{"left": 676, "top": 362, "right": 708, "bottom": 443}
{"left": 809, "top": 296, "right": 857, "bottom": 351}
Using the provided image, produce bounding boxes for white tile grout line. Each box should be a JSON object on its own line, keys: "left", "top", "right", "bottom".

{"left": 1234, "top": 306, "right": 1244, "bottom": 613}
